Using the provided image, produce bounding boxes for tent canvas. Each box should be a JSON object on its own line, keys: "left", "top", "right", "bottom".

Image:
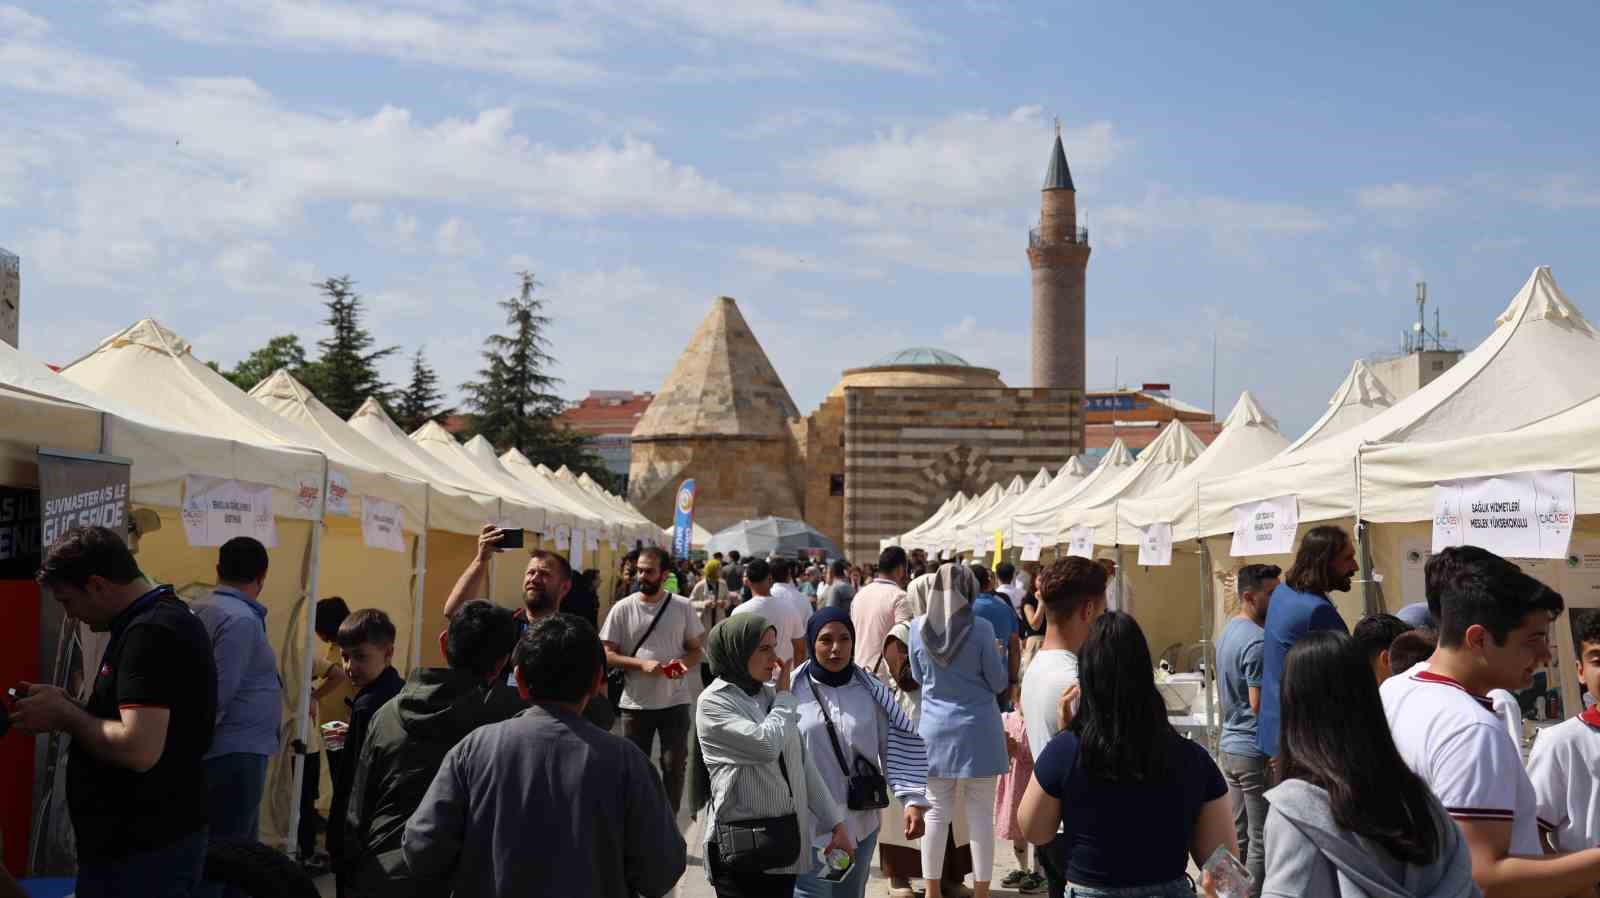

{"left": 663, "top": 521, "right": 715, "bottom": 549}
{"left": 705, "top": 516, "right": 843, "bottom": 559}
{"left": 460, "top": 436, "right": 604, "bottom": 532}
{"left": 1011, "top": 442, "right": 1134, "bottom": 541}
{"left": 404, "top": 421, "right": 551, "bottom": 534}
{"left": 1057, "top": 419, "right": 1207, "bottom": 545}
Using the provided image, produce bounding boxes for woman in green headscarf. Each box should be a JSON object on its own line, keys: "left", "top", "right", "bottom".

{"left": 694, "top": 614, "right": 855, "bottom": 896}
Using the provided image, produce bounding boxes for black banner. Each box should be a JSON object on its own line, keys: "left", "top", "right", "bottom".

{"left": 38, "top": 449, "right": 131, "bottom": 549}
{"left": 0, "top": 486, "right": 40, "bottom": 580}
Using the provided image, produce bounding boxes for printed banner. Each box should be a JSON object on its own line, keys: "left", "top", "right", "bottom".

{"left": 554, "top": 523, "right": 571, "bottom": 551}
{"left": 1230, "top": 495, "right": 1299, "bottom": 557}
{"left": 1019, "top": 532, "right": 1043, "bottom": 562}
{"left": 572, "top": 528, "right": 587, "bottom": 571}
{"left": 38, "top": 450, "right": 130, "bottom": 550}
{"left": 1138, "top": 522, "right": 1174, "bottom": 567}
{"left": 971, "top": 528, "right": 989, "bottom": 557}
{"left": 325, "top": 470, "right": 352, "bottom": 516}
{"left": 181, "top": 476, "right": 277, "bottom": 548}
{"left": 360, "top": 497, "right": 405, "bottom": 552}
{"left": 672, "top": 479, "right": 696, "bottom": 560}
{"left": 0, "top": 488, "right": 40, "bottom": 580}
{"left": 292, "top": 470, "right": 323, "bottom": 517}
{"left": 1433, "top": 470, "right": 1574, "bottom": 559}
{"left": 1066, "top": 526, "right": 1094, "bottom": 559}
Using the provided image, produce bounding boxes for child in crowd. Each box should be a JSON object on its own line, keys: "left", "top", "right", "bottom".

{"left": 1386, "top": 627, "right": 1437, "bottom": 678}
{"left": 299, "top": 597, "right": 353, "bottom": 870}
{"left": 329, "top": 609, "right": 404, "bottom": 898}
{"left": 1352, "top": 613, "right": 1412, "bottom": 683}
{"left": 995, "top": 705, "right": 1045, "bottom": 894}
{"left": 1529, "top": 614, "right": 1600, "bottom": 852}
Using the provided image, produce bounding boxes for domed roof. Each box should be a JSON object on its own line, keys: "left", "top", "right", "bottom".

{"left": 871, "top": 347, "right": 973, "bottom": 367}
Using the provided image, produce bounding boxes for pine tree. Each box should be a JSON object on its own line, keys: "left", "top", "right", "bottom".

{"left": 220, "top": 334, "right": 318, "bottom": 392}
{"left": 309, "top": 275, "right": 397, "bottom": 419}
{"left": 395, "top": 348, "right": 450, "bottom": 434}
{"left": 462, "top": 271, "right": 565, "bottom": 452}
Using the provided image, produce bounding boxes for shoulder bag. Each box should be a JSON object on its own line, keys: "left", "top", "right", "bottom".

{"left": 713, "top": 745, "right": 803, "bottom": 872}
{"left": 813, "top": 679, "right": 891, "bottom": 810}
{"left": 607, "top": 597, "right": 671, "bottom": 713}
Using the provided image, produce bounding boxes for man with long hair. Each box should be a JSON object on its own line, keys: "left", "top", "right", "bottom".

{"left": 1256, "top": 525, "right": 1357, "bottom": 759}
{"left": 1383, "top": 546, "right": 1600, "bottom": 897}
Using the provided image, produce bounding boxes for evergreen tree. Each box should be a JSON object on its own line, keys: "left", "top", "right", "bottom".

{"left": 220, "top": 334, "right": 318, "bottom": 392}
{"left": 309, "top": 275, "right": 397, "bottom": 419}
{"left": 395, "top": 347, "right": 451, "bottom": 434}
{"left": 462, "top": 271, "right": 565, "bottom": 453}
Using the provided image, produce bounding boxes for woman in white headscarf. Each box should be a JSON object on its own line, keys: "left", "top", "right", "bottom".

{"left": 910, "top": 563, "right": 1008, "bottom": 898}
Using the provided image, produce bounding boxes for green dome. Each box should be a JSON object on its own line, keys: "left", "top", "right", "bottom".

{"left": 871, "top": 347, "right": 972, "bottom": 367}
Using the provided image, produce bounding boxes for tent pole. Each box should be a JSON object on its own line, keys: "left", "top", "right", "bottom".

{"left": 409, "top": 488, "right": 429, "bottom": 671}
{"left": 285, "top": 453, "right": 329, "bottom": 856}
{"left": 1354, "top": 448, "right": 1379, "bottom": 616}
{"left": 1199, "top": 538, "right": 1218, "bottom": 753}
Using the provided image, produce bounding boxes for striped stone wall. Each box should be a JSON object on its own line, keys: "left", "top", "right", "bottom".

{"left": 842, "top": 386, "right": 1083, "bottom": 562}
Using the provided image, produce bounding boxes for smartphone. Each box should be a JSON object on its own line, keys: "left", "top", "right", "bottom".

{"left": 662, "top": 660, "right": 687, "bottom": 679}
{"left": 497, "top": 527, "right": 525, "bottom": 549}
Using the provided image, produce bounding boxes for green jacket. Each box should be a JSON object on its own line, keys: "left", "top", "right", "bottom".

{"left": 345, "top": 667, "right": 525, "bottom": 896}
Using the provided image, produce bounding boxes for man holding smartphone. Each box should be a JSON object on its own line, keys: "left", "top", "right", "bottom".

{"left": 600, "top": 546, "right": 705, "bottom": 816}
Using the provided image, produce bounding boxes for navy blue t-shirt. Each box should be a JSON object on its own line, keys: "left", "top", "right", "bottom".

{"left": 1034, "top": 729, "right": 1226, "bottom": 888}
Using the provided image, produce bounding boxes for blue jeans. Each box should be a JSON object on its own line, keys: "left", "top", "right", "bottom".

{"left": 1067, "top": 877, "right": 1195, "bottom": 898}
{"left": 76, "top": 828, "right": 208, "bottom": 898}
{"left": 198, "top": 752, "right": 269, "bottom": 898}
{"left": 793, "top": 828, "right": 880, "bottom": 898}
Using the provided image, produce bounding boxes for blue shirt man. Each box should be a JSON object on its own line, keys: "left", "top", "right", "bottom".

{"left": 972, "top": 590, "right": 1020, "bottom": 666}
{"left": 1256, "top": 527, "right": 1358, "bottom": 757}
{"left": 191, "top": 536, "right": 281, "bottom": 868}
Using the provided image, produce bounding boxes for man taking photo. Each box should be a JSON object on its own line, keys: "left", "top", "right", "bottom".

{"left": 11, "top": 527, "right": 217, "bottom": 898}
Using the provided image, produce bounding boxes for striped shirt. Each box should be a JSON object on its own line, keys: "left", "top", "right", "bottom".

{"left": 695, "top": 680, "right": 845, "bottom": 875}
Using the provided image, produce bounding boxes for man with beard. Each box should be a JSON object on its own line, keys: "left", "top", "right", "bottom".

{"left": 442, "top": 524, "right": 614, "bottom": 729}
{"left": 1256, "top": 525, "right": 1357, "bottom": 760}
{"left": 599, "top": 545, "right": 705, "bottom": 815}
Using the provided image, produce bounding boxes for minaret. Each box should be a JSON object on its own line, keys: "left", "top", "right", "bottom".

{"left": 1028, "top": 123, "right": 1089, "bottom": 390}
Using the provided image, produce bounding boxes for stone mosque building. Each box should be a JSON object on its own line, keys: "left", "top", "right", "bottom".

{"left": 629, "top": 133, "right": 1088, "bottom": 561}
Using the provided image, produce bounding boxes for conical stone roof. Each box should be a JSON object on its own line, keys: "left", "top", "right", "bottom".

{"left": 632, "top": 295, "right": 799, "bottom": 441}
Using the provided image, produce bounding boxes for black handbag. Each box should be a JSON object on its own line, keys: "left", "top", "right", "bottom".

{"left": 713, "top": 757, "right": 802, "bottom": 872}
{"left": 607, "top": 597, "right": 670, "bottom": 713}
{"left": 815, "top": 682, "right": 891, "bottom": 810}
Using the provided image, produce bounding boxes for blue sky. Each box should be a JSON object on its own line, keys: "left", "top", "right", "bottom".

{"left": 3, "top": 1, "right": 1597, "bottom": 439}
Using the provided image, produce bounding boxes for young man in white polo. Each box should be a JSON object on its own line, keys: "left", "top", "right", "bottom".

{"left": 1382, "top": 545, "right": 1600, "bottom": 897}
{"left": 1528, "top": 612, "right": 1600, "bottom": 853}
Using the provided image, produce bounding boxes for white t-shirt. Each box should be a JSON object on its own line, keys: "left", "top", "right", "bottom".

{"left": 598, "top": 592, "right": 705, "bottom": 711}
{"left": 1382, "top": 667, "right": 1543, "bottom": 856}
{"left": 771, "top": 581, "right": 814, "bottom": 630}
{"left": 1021, "top": 648, "right": 1079, "bottom": 761}
{"left": 730, "top": 593, "right": 807, "bottom": 664}
{"left": 1527, "top": 715, "right": 1600, "bottom": 851}
{"left": 997, "top": 583, "right": 1026, "bottom": 615}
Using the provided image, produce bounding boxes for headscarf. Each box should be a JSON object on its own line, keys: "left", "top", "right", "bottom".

{"left": 920, "top": 562, "right": 979, "bottom": 668}
{"left": 905, "top": 571, "right": 938, "bottom": 617}
{"left": 805, "top": 606, "right": 857, "bottom": 688}
{"left": 705, "top": 614, "right": 774, "bottom": 696}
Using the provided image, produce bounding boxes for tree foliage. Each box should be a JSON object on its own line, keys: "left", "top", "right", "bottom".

{"left": 395, "top": 347, "right": 451, "bottom": 434}
{"left": 219, "top": 334, "right": 318, "bottom": 393}
{"left": 307, "top": 276, "right": 397, "bottom": 419}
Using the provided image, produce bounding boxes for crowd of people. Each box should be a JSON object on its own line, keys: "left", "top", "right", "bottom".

{"left": 11, "top": 518, "right": 1600, "bottom": 898}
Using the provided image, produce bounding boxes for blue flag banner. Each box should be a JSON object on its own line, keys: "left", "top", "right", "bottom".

{"left": 672, "top": 479, "right": 697, "bottom": 560}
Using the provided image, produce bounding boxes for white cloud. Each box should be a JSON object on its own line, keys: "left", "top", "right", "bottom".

{"left": 810, "top": 107, "right": 1122, "bottom": 208}
{"left": 1518, "top": 174, "right": 1600, "bottom": 210}
{"left": 346, "top": 202, "right": 382, "bottom": 225}
{"left": 729, "top": 107, "right": 853, "bottom": 141}
{"left": 1360, "top": 245, "right": 1424, "bottom": 297}
{"left": 629, "top": 0, "right": 933, "bottom": 74}
{"left": 1096, "top": 186, "right": 1327, "bottom": 253}
{"left": 1357, "top": 182, "right": 1452, "bottom": 212}
{"left": 435, "top": 217, "right": 484, "bottom": 257}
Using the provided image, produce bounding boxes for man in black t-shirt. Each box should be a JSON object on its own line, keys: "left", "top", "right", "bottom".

{"left": 11, "top": 527, "right": 217, "bottom": 898}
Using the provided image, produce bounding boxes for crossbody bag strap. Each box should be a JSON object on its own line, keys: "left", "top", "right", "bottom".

{"left": 811, "top": 678, "right": 856, "bottom": 779}
{"left": 630, "top": 597, "right": 671, "bottom": 657}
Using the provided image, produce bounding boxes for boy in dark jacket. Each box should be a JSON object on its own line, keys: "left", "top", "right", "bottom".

{"left": 328, "top": 609, "right": 406, "bottom": 898}
{"left": 344, "top": 601, "right": 524, "bottom": 898}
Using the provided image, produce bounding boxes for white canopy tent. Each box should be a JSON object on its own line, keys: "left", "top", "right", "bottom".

{"left": 1197, "top": 266, "right": 1600, "bottom": 621}
{"left": 408, "top": 421, "right": 552, "bottom": 534}
{"left": 460, "top": 435, "right": 604, "bottom": 533}
{"left": 1059, "top": 456, "right": 1090, "bottom": 481}
{"left": 663, "top": 521, "right": 715, "bottom": 550}
{"left": 967, "top": 466, "right": 1058, "bottom": 539}
{"left": 897, "top": 492, "right": 968, "bottom": 550}
{"left": 923, "top": 482, "right": 1005, "bottom": 555}
{"left": 1011, "top": 442, "right": 1134, "bottom": 543}
{"left": 1057, "top": 420, "right": 1208, "bottom": 546}
{"left": 1284, "top": 360, "right": 1396, "bottom": 455}
{"left": 571, "top": 471, "right": 659, "bottom": 546}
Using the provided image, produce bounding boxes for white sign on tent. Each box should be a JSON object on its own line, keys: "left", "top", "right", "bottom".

{"left": 1019, "top": 533, "right": 1044, "bottom": 562}
{"left": 1139, "top": 522, "right": 1174, "bottom": 567}
{"left": 1230, "top": 495, "right": 1298, "bottom": 557}
{"left": 325, "top": 470, "right": 352, "bottom": 516}
{"left": 554, "top": 523, "right": 571, "bottom": 550}
{"left": 971, "top": 530, "right": 989, "bottom": 557}
{"left": 361, "top": 497, "right": 406, "bottom": 552}
{"left": 1432, "top": 471, "right": 1574, "bottom": 559}
{"left": 182, "top": 476, "right": 277, "bottom": 548}
{"left": 572, "top": 528, "right": 587, "bottom": 570}
{"left": 1066, "top": 526, "right": 1094, "bottom": 559}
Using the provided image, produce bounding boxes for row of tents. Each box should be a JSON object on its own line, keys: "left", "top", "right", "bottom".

{"left": 0, "top": 317, "right": 663, "bottom": 861}
{"left": 890, "top": 266, "right": 1600, "bottom": 721}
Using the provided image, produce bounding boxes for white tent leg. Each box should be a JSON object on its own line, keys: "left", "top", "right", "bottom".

{"left": 409, "top": 489, "right": 429, "bottom": 671}
{"left": 284, "top": 457, "right": 328, "bottom": 855}
{"left": 1199, "top": 539, "right": 1218, "bottom": 753}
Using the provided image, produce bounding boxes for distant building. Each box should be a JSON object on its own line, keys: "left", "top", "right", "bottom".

{"left": 1368, "top": 349, "right": 1462, "bottom": 401}
{"left": 1, "top": 248, "right": 18, "bottom": 349}
{"left": 1083, "top": 385, "right": 1218, "bottom": 461}
{"left": 558, "top": 391, "right": 655, "bottom": 482}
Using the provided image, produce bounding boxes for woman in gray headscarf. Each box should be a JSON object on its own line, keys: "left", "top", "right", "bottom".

{"left": 910, "top": 563, "right": 1008, "bottom": 898}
